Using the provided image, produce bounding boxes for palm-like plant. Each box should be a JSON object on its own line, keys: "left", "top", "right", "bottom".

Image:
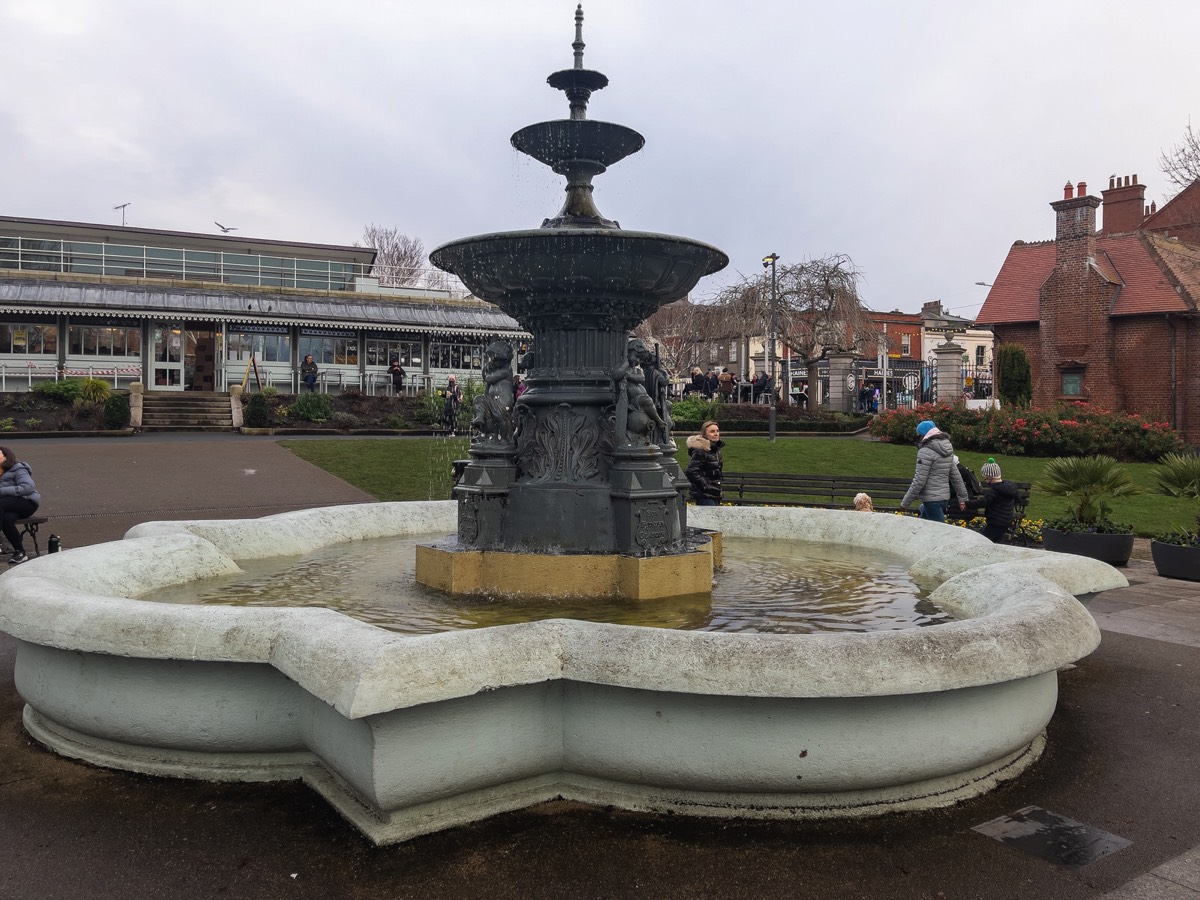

{"left": 1151, "top": 452, "right": 1200, "bottom": 535}
{"left": 1035, "top": 455, "right": 1142, "bottom": 529}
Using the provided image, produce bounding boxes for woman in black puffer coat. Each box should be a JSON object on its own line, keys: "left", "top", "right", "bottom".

{"left": 685, "top": 420, "right": 724, "bottom": 506}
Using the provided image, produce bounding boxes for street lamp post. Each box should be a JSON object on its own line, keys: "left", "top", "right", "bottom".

{"left": 762, "top": 253, "right": 779, "bottom": 442}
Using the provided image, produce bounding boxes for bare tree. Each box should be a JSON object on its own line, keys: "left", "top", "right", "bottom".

{"left": 1159, "top": 122, "right": 1200, "bottom": 194}
{"left": 636, "top": 299, "right": 720, "bottom": 378}
{"left": 710, "top": 253, "right": 879, "bottom": 397}
{"left": 357, "top": 224, "right": 426, "bottom": 286}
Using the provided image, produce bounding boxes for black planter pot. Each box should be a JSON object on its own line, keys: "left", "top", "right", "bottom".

{"left": 1150, "top": 540, "right": 1200, "bottom": 581}
{"left": 1041, "top": 528, "right": 1135, "bottom": 566}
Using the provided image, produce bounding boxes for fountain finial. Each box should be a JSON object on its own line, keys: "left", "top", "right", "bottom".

{"left": 573, "top": 4, "right": 585, "bottom": 70}
{"left": 547, "top": 4, "right": 607, "bottom": 120}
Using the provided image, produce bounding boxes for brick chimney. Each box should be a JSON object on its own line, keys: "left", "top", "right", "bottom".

{"left": 1100, "top": 173, "right": 1148, "bottom": 234}
{"left": 1050, "top": 180, "right": 1100, "bottom": 273}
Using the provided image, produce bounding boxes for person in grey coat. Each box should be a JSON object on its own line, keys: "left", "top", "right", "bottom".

{"left": 0, "top": 446, "right": 41, "bottom": 564}
{"left": 899, "top": 420, "right": 968, "bottom": 522}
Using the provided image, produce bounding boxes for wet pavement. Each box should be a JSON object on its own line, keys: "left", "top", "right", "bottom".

{"left": 1, "top": 434, "right": 1200, "bottom": 899}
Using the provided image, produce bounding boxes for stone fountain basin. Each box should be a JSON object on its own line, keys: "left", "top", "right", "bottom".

{"left": 429, "top": 229, "right": 729, "bottom": 306}
{"left": 0, "top": 503, "right": 1117, "bottom": 846}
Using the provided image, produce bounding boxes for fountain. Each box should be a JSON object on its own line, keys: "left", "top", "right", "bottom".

{"left": 0, "top": 8, "right": 1116, "bottom": 847}
{"left": 420, "top": 5, "right": 727, "bottom": 600}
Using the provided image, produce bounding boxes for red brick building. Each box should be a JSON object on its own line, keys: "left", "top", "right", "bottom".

{"left": 975, "top": 175, "right": 1200, "bottom": 441}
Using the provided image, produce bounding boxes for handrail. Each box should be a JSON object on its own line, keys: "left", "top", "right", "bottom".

{"left": 0, "top": 235, "right": 467, "bottom": 296}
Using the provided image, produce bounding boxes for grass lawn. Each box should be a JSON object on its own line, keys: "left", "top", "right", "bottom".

{"left": 280, "top": 436, "right": 1197, "bottom": 537}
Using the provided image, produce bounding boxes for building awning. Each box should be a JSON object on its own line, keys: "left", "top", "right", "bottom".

{"left": 0, "top": 278, "right": 529, "bottom": 338}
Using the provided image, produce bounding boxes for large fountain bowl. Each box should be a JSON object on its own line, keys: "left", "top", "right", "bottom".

{"left": 0, "top": 503, "right": 1119, "bottom": 846}
{"left": 430, "top": 228, "right": 729, "bottom": 308}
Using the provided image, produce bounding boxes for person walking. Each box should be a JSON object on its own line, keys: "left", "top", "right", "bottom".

{"left": 0, "top": 446, "right": 40, "bottom": 564}
{"left": 685, "top": 420, "right": 724, "bottom": 506}
{"left": 899, "top": 419, "right": 968, "bottom": 522}
{"left": 300, "top": 354, "right": 319, "bottom": 392}
{"left": 969, "top": 459, "right": 1022, "bottom": 543}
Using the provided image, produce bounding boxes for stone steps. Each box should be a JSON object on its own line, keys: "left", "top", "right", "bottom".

{"left": 141, "top": 392, "right": 234, "bottom": 431}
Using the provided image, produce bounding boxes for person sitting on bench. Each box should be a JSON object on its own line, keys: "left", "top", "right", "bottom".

{"left": 0, "top": 446, "right": 40, "bottom": 565}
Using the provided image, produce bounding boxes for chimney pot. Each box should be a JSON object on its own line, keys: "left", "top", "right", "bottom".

{"left": 1077, "top": 181, "right": 1087, "bottom": 196}
{"left": 1109, "top": 176, "right": 1116, "bottom": 189}
{"left": 1151, "top": 201, "right": 1158, "bottom": 214}
{"left": 1063, "top": 181, "right": 1075, "bottom": 199}
{"left": 1123, "top": 175, "right": 1130, "bottom": 187}
{"left": 1133, "top": 174, "right": 1138, "bottom": 185}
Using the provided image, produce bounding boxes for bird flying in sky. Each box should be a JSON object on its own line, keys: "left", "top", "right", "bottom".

{"left": 214, "top": 221, "right": 237, "bottom": 233}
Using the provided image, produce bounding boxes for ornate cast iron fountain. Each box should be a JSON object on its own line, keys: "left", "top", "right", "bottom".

{"left": 428, "top": 6, "right": 727, "bottom": 576}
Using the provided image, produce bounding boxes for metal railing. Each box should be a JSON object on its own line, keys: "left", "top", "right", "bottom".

{"left": 0, "top": 362, "right": 140, "bottom": 391}
{"left": 0, "top": 236, "right": 467, "bottom": 297}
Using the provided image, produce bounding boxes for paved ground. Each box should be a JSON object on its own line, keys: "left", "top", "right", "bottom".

{"left": 1, "top": 434, "right": 1199, "bottom": 899}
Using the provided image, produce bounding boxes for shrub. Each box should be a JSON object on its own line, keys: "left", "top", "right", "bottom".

{"left": 260, "top": 386, "right": 279, "bottom": 398}
{"left": 23, "top": 418, "right": 41, "bottom": 430}
{"left": 78, "top": 378, "right": 111, "bottom": 403}
{"left": 1151, "top": 451, "right": 1200, "bottom": 537}
{"left": 384, "top": 413, "right": 408, "bottom": 429}
{"left": 0, "top": 418, "right": 13, "bottom": 432}
{"left": 869, "top": 401, "right": 1181, "bottom": 461}
{"left": 291, "top": 392, "right": 333, "bottom": 422}
{"left": 1036, "top": 455, "right": 1142, "bottom": 531}
{"left": 103, "top": 395, "right": 131, "bottom": 429}
{"left": 329, "top": 411, "right": 361, "bottom": 431}
{"left": 995, "top": 345, "right": 1032, "bottom": 408}
{"left": 243, "top": 392, "right": 272, "bottom": 428}
{"left": 34, "top": 378, "right": 93, "bottom": 402}
{"left": 671, "top": 396, "right": 722, "bottom": 424}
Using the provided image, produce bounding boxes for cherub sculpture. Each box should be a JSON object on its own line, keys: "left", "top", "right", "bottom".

{"left": 612, "top": 338, "right": 666, "bottom": 444}
{"left": 471, "top": 340, "right": 516, "bottom": 445}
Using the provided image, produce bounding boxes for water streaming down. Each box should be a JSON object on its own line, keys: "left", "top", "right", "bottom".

{"left": 145, "top": 535, "right": 951, "bottom": 635}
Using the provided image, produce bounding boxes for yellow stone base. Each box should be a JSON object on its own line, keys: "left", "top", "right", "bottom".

{"left": 415, "top": 533, "right": 719, "bottom": 601}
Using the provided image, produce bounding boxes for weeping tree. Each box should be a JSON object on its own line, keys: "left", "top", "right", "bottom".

{"left": 995, "top": 344, "right": 1032, "bottom": 408}
{"left": 710, "top": 253, "right": 879, "bottom": 400}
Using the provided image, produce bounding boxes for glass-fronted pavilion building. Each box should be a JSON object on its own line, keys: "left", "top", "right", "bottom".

{"left": 0, "top": 216, "right": 526, "bottom": 394}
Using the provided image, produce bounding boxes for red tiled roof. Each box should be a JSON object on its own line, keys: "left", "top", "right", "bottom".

{"left": 1147, "top": 233, "right": 1200, "bottom": 311}
{"left": 974, "top": 241, "right": 1053, "bottom": 324}
{"left": 974, "top": 233, "right": 1196, "bottom": 324}
{"left": 1105, "top": 234, "right": 1190, "bottom": 315}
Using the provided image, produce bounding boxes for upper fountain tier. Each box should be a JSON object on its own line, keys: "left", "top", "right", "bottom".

{"left": 509, "top": 5, "right": 646, "bottom": 230}
{"left": 430, "top": 5, "right": 727, "bottom": 313}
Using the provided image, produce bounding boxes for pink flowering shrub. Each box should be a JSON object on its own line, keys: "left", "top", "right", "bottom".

{"left": 869, "top": 401, "right": 1181, "bottom": 461}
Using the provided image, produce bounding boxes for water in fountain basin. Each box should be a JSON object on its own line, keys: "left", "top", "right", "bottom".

{"left": 145, "top": 536, "right": 950, "bottom": 635}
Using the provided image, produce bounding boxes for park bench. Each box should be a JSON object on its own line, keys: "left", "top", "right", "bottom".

{"left": 721, "top": 471, "right": 1032, "bottom": 544}
{"left": 1, "top": 516, "right": 50, "bottom": 557}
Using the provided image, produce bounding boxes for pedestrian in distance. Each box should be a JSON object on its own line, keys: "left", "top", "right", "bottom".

{"left": 442, "top": 375, "right": 463, "bottom": 436}
{"left": 0, "top": 446, "right": 40, "bottom": 564}
{"left": 300, "top": 354, "right": 319, "bottom": 392}
{"left": 969, "top": 458, "right": 1022, "bottom": 543}
{"left": 387, "top": 358, "right": 406, "bottom": 395}
{"left": 685, "top": 420, "right": 724, "bottom": 506}
{"left": 899, "top": 419, "right": 969, "bottom": 522}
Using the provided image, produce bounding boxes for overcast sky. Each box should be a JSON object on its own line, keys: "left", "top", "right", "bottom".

{"left": 2, "top": 0, "right": 1197, "bottom": 317}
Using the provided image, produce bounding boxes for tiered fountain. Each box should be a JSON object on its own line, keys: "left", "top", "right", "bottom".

{"left": 420, "top": 6, "right": 727, "bottom": 600}
{"left": 0, "top": 6, "right": 1114, "bottom": 848}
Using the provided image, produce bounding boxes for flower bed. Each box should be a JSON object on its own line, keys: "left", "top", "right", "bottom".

{"left": 870, "top": 401, "right": 1181, "bottom": 461}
